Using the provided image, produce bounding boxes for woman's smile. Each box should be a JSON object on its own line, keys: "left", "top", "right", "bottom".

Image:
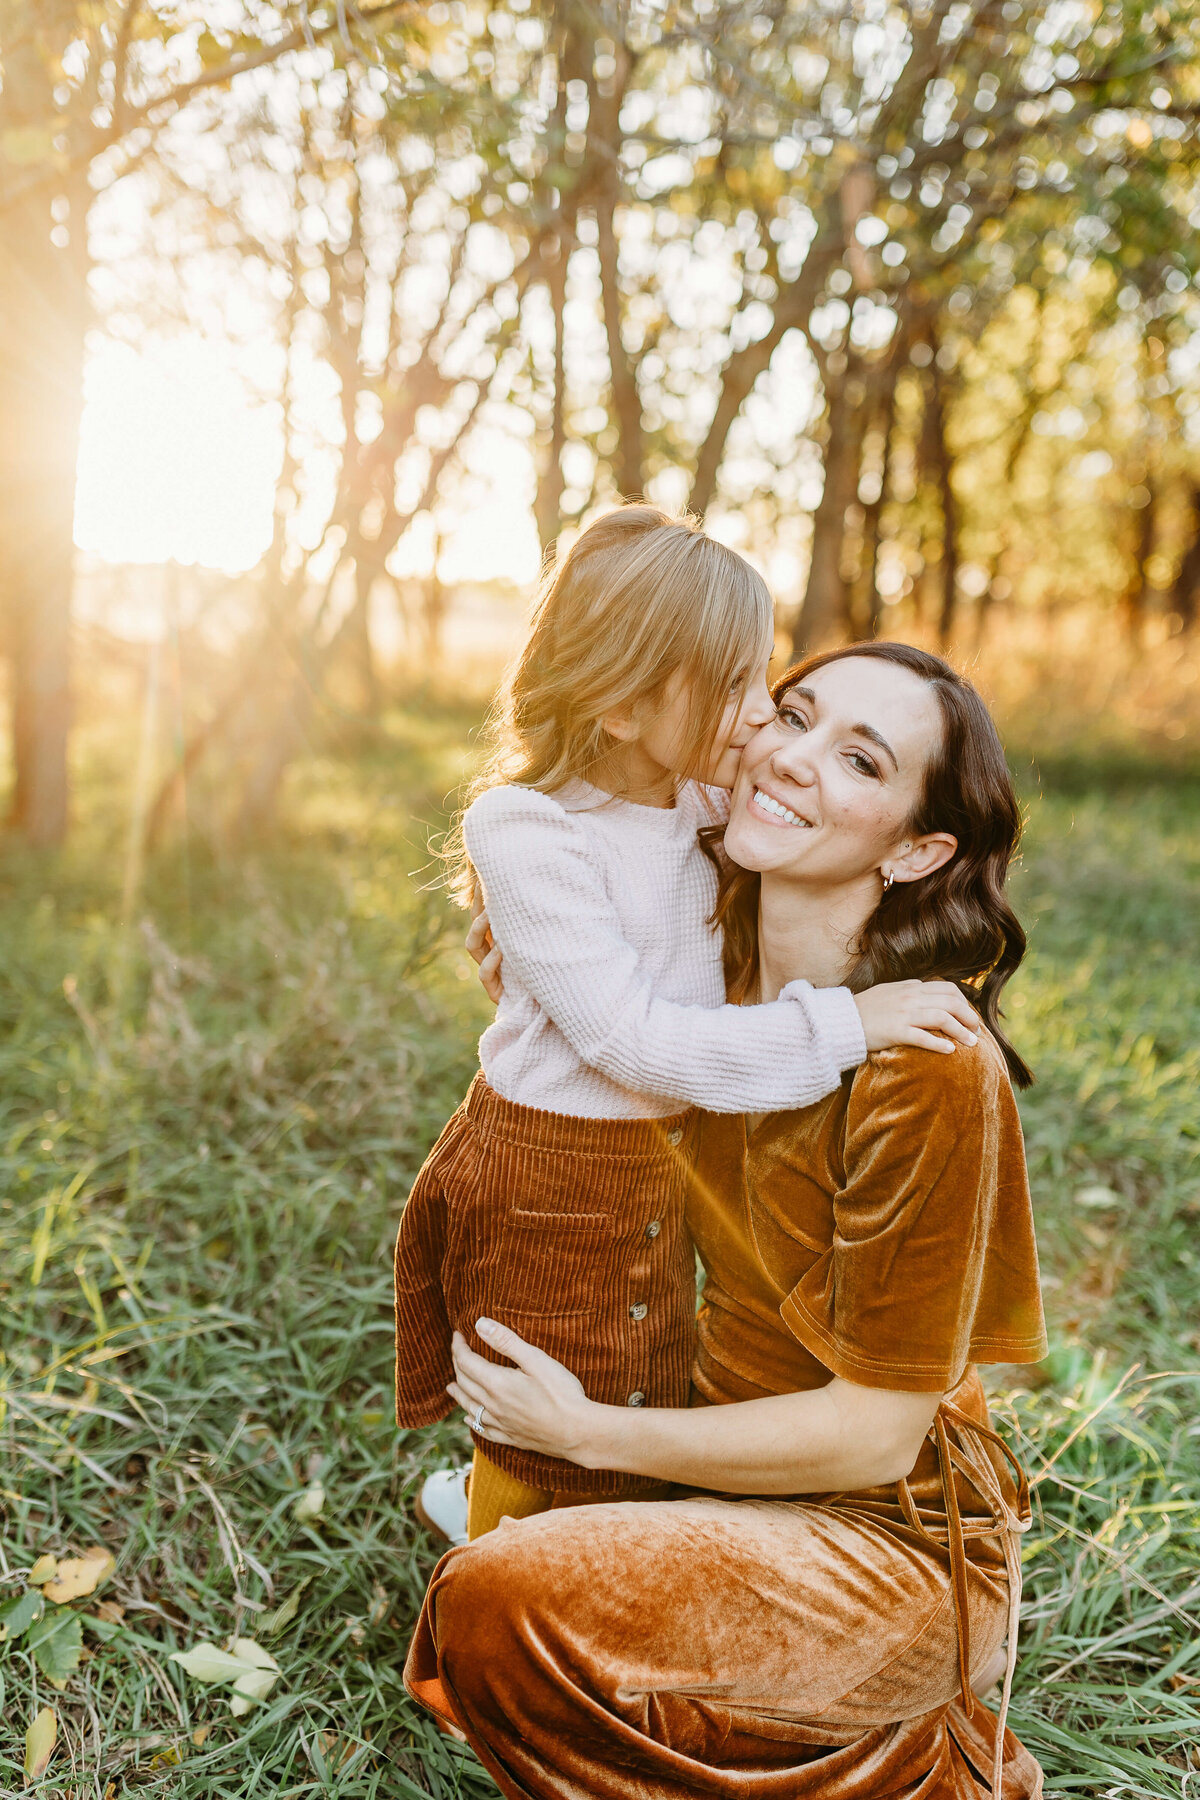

{"left": 747, "top": 786, "right": 813, "bottom": 828}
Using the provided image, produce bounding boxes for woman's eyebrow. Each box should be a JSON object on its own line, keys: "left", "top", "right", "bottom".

{"left": 855, "top": 722, "right": 898, "bottom": 770}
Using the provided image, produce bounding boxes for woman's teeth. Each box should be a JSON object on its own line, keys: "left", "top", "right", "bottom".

{"left": 753, "top": 788, "right": 808, "bottom": 827}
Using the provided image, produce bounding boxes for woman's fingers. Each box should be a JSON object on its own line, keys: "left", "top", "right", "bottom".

{"left": 451, "top": 1330, "right": 511, "bottom": 1383}
{"left": 474, "top": 1317, "right": 558, "bottom": 1375}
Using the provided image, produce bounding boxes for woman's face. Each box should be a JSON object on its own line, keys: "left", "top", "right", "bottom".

{"left": 724, "top": 656, "right": 949, "bottom": 889}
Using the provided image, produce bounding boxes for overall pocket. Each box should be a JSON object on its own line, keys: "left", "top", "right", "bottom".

{"left": 498, "top": 1206, "right": 616, "bottom": 1315}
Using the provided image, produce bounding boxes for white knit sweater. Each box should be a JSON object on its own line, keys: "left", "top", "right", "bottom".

{"left": 462, "top": 779, "right": 867, "bottom": 1119}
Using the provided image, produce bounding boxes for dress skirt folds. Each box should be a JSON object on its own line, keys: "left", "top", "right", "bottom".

{"left": 404, "top": 1383, "right": 1043, "bottom": 1800}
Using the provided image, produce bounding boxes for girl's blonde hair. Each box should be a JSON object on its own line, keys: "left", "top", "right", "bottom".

{"left": 449, "top": 503, "right": 773, "bottom": 898}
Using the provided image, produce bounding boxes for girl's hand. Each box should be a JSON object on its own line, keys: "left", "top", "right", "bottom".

{"left": 465, "top": 908, "right": 504, "bottom": 1005}
{"left": 853, "top": 978, "right": 979, "bottom": 1054}
{"left": 448, "top": 1322, "right": 597, "bottom": 1464}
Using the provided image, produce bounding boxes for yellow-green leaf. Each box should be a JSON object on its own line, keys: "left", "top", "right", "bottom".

{"left": 28, "top": 1556, "right": 58, "bottom": 1586}
{"left": 24, "top": 1707, "right": 56, "bottom": 1784}
{"left": 292, "top": 1483, "right": 324, "bottom": 1520}
{"left": 230, "top": 1638, "right": 279, "bottom": 1671}
{"left": 42, "top": 1546, "right": 115, "bottom": 1604}
{"left": 228, "top": 1665, "right": 279, "bottom": 1714}
{"left": 169, "top": 1642, "right": 249, "bottom": 1684}
{"left": 27, "top": 1610, "right": 83, "bottom": 1690}
{"left": 260, "top": 1576, "right": 312, "bottom": 1635}
{"left": 0, "top": 1588, "right": 45, "bottom": 1641}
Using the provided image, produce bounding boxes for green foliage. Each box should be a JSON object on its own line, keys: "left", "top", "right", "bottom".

{"left": 0, "top": 703, "right": 1197, "bottom": 1794}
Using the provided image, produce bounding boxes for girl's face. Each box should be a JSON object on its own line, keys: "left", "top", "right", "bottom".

{"left": 724, "top": 656, "right": 954, "bottom": 889}
{"left": 629, "top": 643, "right": 776, "bottom": 790}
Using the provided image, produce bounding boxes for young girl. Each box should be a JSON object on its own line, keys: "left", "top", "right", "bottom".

{"left": 394, "top": 505, "right": 978, "bottom": 1542}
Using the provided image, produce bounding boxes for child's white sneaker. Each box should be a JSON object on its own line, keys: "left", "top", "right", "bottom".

{"left": 415, "top": 1466, "right": 469, "bottom": 1546}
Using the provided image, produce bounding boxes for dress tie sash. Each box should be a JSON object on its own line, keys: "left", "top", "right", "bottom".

{"left": 896, "top": 1400, "right": 1032, "bottom": 1798}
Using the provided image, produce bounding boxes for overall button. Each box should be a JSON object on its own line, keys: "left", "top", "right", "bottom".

{"left": 644, "top": 1219, "right": 661, "bottom": 1241}
{"left": 627, "top": 1391, "right": 646, "bottom": 1407}
{"left": 666, "top": 1127, "right": 683, "bottom": 1147}
{"left": 628, "top": 1302, "right": 648, "bottom": 1321}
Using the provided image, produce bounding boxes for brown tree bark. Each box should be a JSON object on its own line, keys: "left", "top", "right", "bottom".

{"left": 588, "top": 39, "right": 642, "bottom": 498}
{"left": 791, "top": 365, "right": 860, "bottom": 656}
{"left": 535, "top": 227, "right": 571, "bottom": 554}
{"left": 1171, "top": 483, "right": 1200, "bottom": 632}
{"left": 859, "top": 372, "right": 900, "bottom": 639}
{"left": 0, "top": 156, "right": 88, "bottom": 846}
{"left": 923, "top": 359, "right": 960, "bottom": 648}
{"left": 1120, "top": 486, "right": 1156, "bottom": 644}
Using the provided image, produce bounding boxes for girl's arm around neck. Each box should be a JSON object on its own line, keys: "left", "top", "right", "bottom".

{"left": 463, "top": 784, "right": 867, "bottom": 1111}
{"left": 449, "top": 1323, "right": 939, "bottom": 1496}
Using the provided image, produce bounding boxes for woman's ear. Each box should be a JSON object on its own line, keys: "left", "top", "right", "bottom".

{"left": 887, "top": 832, "right": 957, "bottom": 885}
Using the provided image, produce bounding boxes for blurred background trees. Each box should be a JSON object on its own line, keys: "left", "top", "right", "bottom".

{"left": 3, "top": 0, "right": 1200, "bottom": 847}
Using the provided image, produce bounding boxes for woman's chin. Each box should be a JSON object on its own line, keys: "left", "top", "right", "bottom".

{"left": 723, "top": 819, "right": 781, "bottom": 873}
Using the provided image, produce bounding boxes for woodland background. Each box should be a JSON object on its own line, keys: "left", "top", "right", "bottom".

{"left": 1, "top": 2, "right": 1199, "bottom": 1795}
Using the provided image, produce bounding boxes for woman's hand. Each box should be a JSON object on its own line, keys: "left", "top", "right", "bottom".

{"left": 448, "top": 1321, "right": 597, "bottom": 1462}
{"left": 466, "top": 907, "right": 504, "bottom": 1005}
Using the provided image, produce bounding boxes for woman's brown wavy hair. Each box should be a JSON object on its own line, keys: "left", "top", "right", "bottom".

{"left": 706, "top": 641, "right": 1033, "bottom": 1088}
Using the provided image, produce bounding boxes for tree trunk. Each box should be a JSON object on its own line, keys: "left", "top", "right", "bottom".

{"left": 1120, "top": 486, "right": 1156, "bottom": 643}
{"left": 1170, "top": 483, "right": 1200, "bottom": 632}
{"left": 860, "top": 374, "right": 899, "bottom": 639}
{"left": 347, "top": 555, "right": 382, "bottom": 717}
{"left": 924, "top": 363, "right": 959, "bottom": 648}
{"left": 587, "top": 37, "right": 642, "bottom": 499}
{"left": 690, "top": 236, "right": 838, "bottom": 519}
{"left": 791, "top": 367, "right": 859, "bottom": 656}
{"left": 0, "top": 169, "right": 88, "bottom": 847}
{"left": 535, "top": 228, "right": 570, "bottom": 555}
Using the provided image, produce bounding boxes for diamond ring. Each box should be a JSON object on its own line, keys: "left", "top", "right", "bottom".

{"left": 471, "top": 1402, "right": 487, "bottom": 1434}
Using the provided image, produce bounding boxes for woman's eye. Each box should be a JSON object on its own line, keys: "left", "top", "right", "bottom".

{"left": 777, "top": 706, "right": 807, "bottom": 731}
{"left": 848, "top": 751, "right": 880, "bottom": 778}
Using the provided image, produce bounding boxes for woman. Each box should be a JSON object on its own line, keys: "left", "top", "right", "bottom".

{"left": 405, "top": 644, "right": 1048, "bottom": 1800}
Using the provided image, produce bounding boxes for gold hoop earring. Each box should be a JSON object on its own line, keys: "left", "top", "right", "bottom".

{"left": 881, "top": 869, "right": 895, "bottom": 894}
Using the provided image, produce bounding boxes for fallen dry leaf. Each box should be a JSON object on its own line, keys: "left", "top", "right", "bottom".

{"left": 28, "top": 1556, "right": 58, "bottom": 1587}
{"left": 170, "top": 1643, "right": 251, "bottom": 1684}
{"left": 259, "top": 1575, "right": 312, "bottom": 1636}
{"left": 24, "top": 1707, "right": 56, "bottom": 1783}
{"left": 191, "top": 1726, "right": 212, "bottom": 1748}
{"left": 291, "top": 1482, "right": 325, "bottom": 1521}
{"left": 43, "top": 1547, "right": 115, "bottom": 1605}
{"left": 92, "top": 1600, "right": 125, "bottom": 1625}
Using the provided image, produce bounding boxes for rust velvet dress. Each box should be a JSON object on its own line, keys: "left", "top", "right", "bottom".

{"left": 404, "top": 1034, "right": 1048, "bottom": 1800}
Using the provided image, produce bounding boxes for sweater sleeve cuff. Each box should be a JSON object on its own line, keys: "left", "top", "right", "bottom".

{"left": 780, "top": 980, "right": 866, "bottom": 1073}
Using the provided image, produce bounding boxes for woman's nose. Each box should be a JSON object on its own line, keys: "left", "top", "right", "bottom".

{"left": 771, "top": 740, "right": 817, "bottom": 786}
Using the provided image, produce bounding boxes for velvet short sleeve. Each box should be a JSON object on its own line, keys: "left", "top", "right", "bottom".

{"left": 780, "top": 1038, "right": 1047, "bottom": 1393}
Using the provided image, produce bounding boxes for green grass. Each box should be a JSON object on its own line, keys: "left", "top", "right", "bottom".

{"left": 1, "top": 699, "right": 1198, "bottom": 1796}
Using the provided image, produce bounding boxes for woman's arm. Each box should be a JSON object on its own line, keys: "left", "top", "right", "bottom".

{"left": 464, "top": 788, "right": 978, "bottom": 1113}
{"left": 448, "top": 1322, "right": 939, "bottom": 1494}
